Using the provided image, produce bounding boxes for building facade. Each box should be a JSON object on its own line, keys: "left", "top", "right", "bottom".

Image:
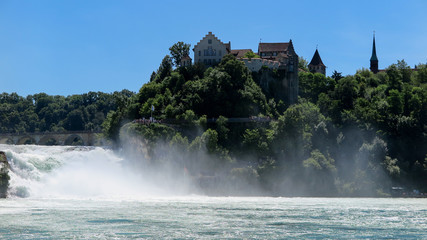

{"left": 193, "top": 32, "right": 230, "bottom": 67}
{"left": 180, "top": 55, "right": 192, "bottom": 67}
{"left": 192, "top": 32, "right": 299, "bottom": 104}
{"left": 256, "top": 40, "right": 299, "bottom": 104}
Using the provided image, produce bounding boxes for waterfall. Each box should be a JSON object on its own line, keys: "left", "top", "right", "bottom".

{"left": 0, "top": 144, "right": 184, "bottom": 199}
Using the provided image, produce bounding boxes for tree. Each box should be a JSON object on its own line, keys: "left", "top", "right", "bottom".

{"left": 169, "top": 42, "right": 191, "bottom": 67}
{"left": 387, "top": 89, "right": 403, "bottom": 115}
{"left": 243, "top": 51, "right": 259, "bottom": 60}
{"left": 331, "top": 70, "right": 343, "bottom": 81}
{"left": 298, "top": 56, "right": 308, "bottom": 71}
{"left": 64, "top": 109, "right": 85, "bottom": 131}
{"left": 157, "top": 55, "right": 173, "bottom": 81}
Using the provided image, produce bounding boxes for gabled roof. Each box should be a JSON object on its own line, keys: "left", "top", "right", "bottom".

{"left": 193, "top": 32, "right": 230, "bottom": 51}
{"left": 258, "top": 42, "right": 290, "bottom": 52}
{"left": 309, "top": 49, "right": 325, "bottom": 66}
{"left": 181, "top": 55, "right": 192, "bottom": 61}
{"left": 224, "top": 42, "right": 231, "bottom": 52}
{"left": 230, "top": 49, "right": 253, "bottom": 58}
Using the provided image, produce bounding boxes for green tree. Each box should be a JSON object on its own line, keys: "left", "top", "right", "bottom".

{"left": 157, "top": 55, "right": 173, "bottom": 81}
{"left": 243, "top": 51, "right": 260, "bottom": 60}
{"left": 387, "top": 89, "right": 404, "bottom": 115}
{"left": 331, "top": 70, "right": 343, "bottom": 81}
{"left": 169, "top": 42, "right": 191, "bottom": 67}
{"left": 298, "top": 56, "right": 308, "bottom": 71}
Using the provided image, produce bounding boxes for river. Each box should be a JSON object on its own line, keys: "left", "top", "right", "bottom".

{"left": 0, "top": 144, "right": 426, "bottom": 239}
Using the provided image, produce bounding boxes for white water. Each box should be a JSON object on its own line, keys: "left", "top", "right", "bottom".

{"left": 1, "top": 144, "right": 183, "bottom": 199}
{"left": 1, "top": 144, "right": 426, "bottom": 239}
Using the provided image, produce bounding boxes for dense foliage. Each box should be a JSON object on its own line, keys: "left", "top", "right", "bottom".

{"left": 2, "top": 45, "right": 426, "bottom": 196}
{"left": 104, "top": 49, "right": 427, "bottom": 196}
{"left": 0, "top": 90, "right": 134, "bottom": 133}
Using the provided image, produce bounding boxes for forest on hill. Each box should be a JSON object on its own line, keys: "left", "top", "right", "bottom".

{"left": 0, "top": 90, "right": 134, "bottom": 133}
{"left": 1, "top": 51, "right": 426, "bottom": 196}
{"left": 102, "top": 52, "right": 427, "bottom": 196}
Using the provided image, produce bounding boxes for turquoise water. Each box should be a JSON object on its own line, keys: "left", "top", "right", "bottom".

{"left": 0, "top": 145, "right": 426, "bottom": 239}
{"left": 1, "top": 197, "right": 426, "bottom": 239}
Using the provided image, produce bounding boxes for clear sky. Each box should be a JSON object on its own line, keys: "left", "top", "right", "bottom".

{"left": 1, "top": 0, "right": 426, "bottom": 96}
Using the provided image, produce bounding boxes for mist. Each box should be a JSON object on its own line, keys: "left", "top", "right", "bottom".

{"left": 2, "top": 144, "right": 194, "bottom": 199}
{"left": 0, "top": 119, "right": 401, "bottom": 199}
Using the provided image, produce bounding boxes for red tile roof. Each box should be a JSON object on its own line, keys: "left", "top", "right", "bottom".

{"left": 181, "top": 55, "right": 192, "bottom": 60}
{"left": 230, "top": 49, "right": 253, "bottom": 58}
{"left": 258, "top": 42, "right": 290, "bottom": 52}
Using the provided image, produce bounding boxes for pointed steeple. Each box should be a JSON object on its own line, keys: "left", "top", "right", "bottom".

{"left": 308, "top": 48, "right": 326, "bottom": 75}
{"left": 370, "top": 33, "right": 378, "bottom": 61}
{"left": 309, "top": 49, "right": 325, "bottom": 66}
{"left": 370, "top": 32, "right": 379, "bottom": 73}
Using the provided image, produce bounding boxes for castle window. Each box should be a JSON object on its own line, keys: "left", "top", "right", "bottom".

{"left": 208, "top": 59, "right": 212, "bottom": 65}
{"left": 205, "top": 46, "right": 216, "bottom": 56}
{"left": 199, "top": 51, "right": 201, "bottom": 56}
{"left": 208, "top": 39, "right": 212, "bottom": 44}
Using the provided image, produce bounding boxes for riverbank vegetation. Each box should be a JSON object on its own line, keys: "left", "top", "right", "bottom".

{"left": 1, "top": 51, "right": 426, "bottom": 196}
{"left": 102, "top": 51, "right": 427, "bottom": 196}
{"left": 0, "top": 90, "right": 134, "bottom": 133}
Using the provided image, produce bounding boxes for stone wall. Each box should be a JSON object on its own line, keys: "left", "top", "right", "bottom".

{"left": 241, "top": 58, "right": 281, "bottom": 72}
{"left": 252, "top": 68, "right": 298, "bottom": 105}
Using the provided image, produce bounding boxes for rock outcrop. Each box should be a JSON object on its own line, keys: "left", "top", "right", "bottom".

{"left": 0, "top": 151, "right": 10, "bottom": 198}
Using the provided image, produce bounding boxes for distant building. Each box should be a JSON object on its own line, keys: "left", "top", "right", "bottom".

{"left": 230, "top": 49, "right": 253, "bottom": 59}
{"left": 255, "top": 40, "right": 299, "bottom": 104}
{"left": 308, "top": 49, "right": 326, "bottom": 75}
{"left": 193, "top": 32, "right": 230, "bottom": 67}
{"left": 370, "top": 33, "right": 379, "bottom": 73}
{"left": 180, "top": 55, "right": 192, "bottom": 67}
{"left": 369, "top": 33, "right": 421, "bottom": 74}
{"left": 192, "top": 32, "right": 299, "bottom": 104}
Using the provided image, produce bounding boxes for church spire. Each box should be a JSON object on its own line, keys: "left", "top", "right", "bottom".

{"left": 370, "top": 32, "right": 379, "bottom": 73}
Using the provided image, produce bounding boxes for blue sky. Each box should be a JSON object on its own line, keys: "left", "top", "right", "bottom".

{"left": 1, "top": 0, "right": 426, "bottom": 96}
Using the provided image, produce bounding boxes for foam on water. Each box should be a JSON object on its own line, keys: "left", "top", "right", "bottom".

{"left": 0, "top": 197, "right": 426, "bottom": 239}
{"left": 1, "top": 144, "right": 171, "bottom": 199}
{"left": 0, "top": 145, "right": 426, "bottom": 238}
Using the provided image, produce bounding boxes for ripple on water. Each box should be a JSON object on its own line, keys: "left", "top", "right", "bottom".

{"left": 87, "top": 219, "right": 136, "bottom": 224}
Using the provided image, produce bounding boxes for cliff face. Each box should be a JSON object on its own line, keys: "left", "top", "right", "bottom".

{"left": 0, "top": 151, "right": 10, "bottom": 198}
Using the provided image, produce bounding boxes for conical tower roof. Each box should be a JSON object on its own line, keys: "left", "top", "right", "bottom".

{"left": 309, "top": 49, "right": 325, "bottom": 66}
{"left": 370, "top": 34, "right": 378, "bottom": 61}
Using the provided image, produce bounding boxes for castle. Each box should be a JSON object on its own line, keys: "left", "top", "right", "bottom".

{"left": 191, "top": 32, "right": 301, "bottom": 104}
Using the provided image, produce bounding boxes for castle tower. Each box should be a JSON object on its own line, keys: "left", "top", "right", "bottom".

{"left": 308, "top": 49, "right": 326, "bottom": 75}
{"left": 370, "top": 33, "right": 379, "bottom": 73}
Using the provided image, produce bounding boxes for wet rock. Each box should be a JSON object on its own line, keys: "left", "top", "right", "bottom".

{"left": 0, "top": 151, "right": 10, "bottom": 198}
